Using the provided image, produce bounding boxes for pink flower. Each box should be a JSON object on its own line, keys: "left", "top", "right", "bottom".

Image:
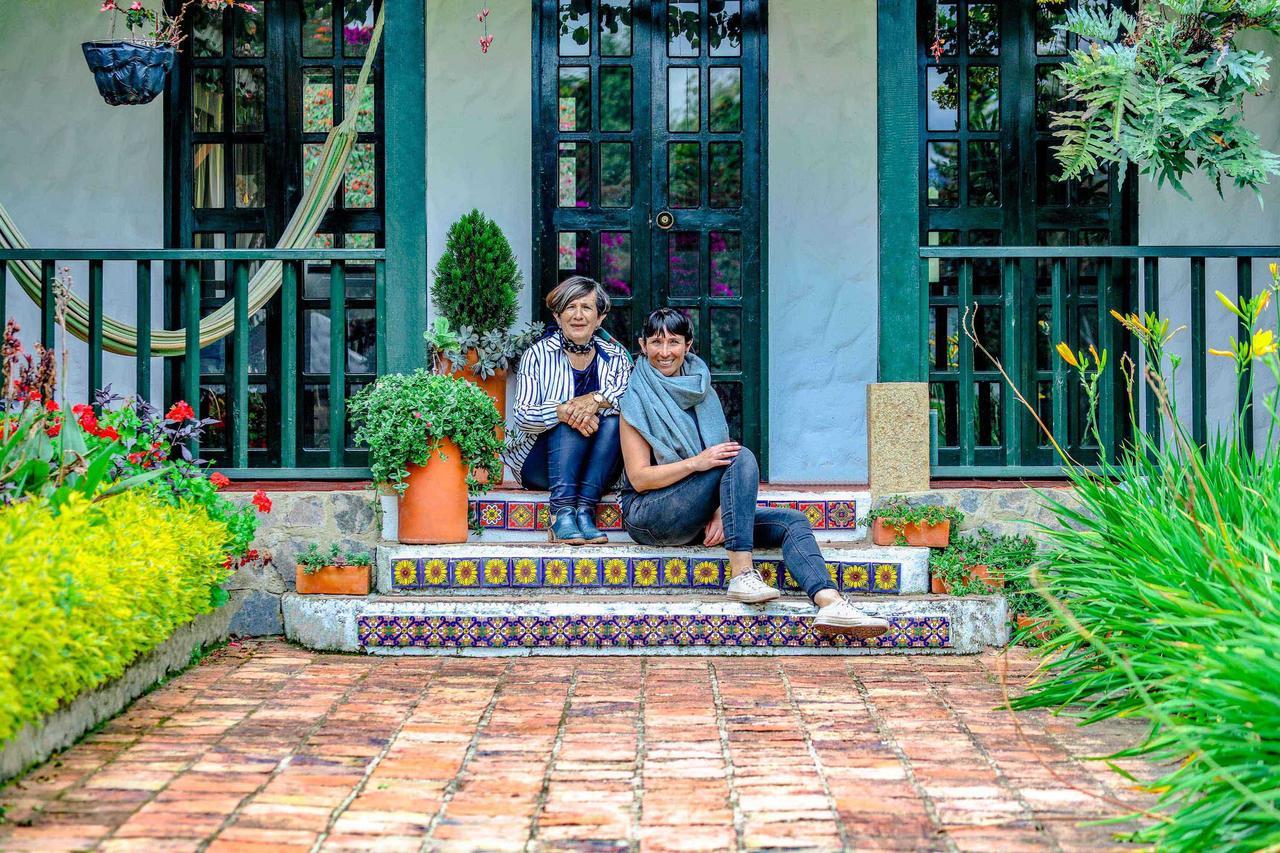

{"left": 477, "top": 6, "right": 489, "bottom": 20}
{"left": 99, "top": 0, "right": 117, "bottom": 11}
{"left": 130, "top": 1, "right": 142, "bottom": 9}
{"left": 479, "top": 33, "right": 495, "bottom": 52}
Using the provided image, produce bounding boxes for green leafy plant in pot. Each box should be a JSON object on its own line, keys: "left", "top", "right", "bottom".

{"left": 865, "top": 498, "right": 963, "bottom": 548}
{"left": 349, "top": 371, "right": 503, "bottom": 544}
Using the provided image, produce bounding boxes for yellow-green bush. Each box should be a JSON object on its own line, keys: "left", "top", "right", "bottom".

{"left": 0, "top": 491, "right": 231, "bottom": 743}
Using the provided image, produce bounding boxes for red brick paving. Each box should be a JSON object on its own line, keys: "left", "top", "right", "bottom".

{"left": 0, "top": 639, "right": 1155, "bottom": 852}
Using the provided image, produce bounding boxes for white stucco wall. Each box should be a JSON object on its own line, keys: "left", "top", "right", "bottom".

{"left": 1137, "top": 32, "right": 1280, "bottom": 450}
{"left": 0, "top": 0, "right": 165, "bottom": 402}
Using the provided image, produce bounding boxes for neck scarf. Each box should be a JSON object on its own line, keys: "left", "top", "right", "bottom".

{"left": 620, "top": 352, "right": 729, "bottom": 464}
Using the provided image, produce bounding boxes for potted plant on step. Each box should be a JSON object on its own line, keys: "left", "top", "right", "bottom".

{"left": 426, "top": 209, "right": 544, "bottom": 419}
{"left": 349, "top": 371, "right": 503, "bottom": 544}
{"left": 865, "top": 498, "right": 963, "bottom": 548}
{"left": 295, "top": 543, "right": 373, "bottom": 595}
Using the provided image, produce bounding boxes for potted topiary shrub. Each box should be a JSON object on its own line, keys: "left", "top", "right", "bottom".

{"left": 295, "top": 543, "right": 373, "bottom": 595}
{"left": 426, "top": 209, "right": 543, "bottom": 419}
{"left": 348, "top": 371, "right": 503, "bottom": 544}
{"left": 866, "top": 498, "right": 963, "bottom": 548}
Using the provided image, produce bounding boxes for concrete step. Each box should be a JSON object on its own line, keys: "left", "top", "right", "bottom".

{"left": 283, "top": 592, "right": 1008, "bottom": 656}
{"left": 378, "top": 487, "right": 870, "bottom": 544}
{"left": 377, "top": 541, "right": 929, "bottom": 596}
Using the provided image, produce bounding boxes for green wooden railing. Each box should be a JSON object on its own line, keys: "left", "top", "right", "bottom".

{"left": 0, "top": 248, "right": 386, "bottom": 479}
{"left": 918, "top": 245, "right": 1274, "bottom": 478}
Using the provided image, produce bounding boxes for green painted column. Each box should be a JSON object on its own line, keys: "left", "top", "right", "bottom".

{"left": 384, "top": 0, "right": 428, "bottom": 374}
{"left": 877, "top": 0, "right": 924, "bottom": 382}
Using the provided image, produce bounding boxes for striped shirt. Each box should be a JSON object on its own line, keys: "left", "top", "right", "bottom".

{"left": 502, "top": 333, "right": 634, "bottom": 484}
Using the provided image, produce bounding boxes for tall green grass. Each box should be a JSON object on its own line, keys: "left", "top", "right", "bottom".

{"left": 978, "top": 291, "right": 1280, "bottom": 850}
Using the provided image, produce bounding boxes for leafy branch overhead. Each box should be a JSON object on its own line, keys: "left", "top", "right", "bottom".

{"left": 1051, "top": 1, "right": 1280, "bottom": 198}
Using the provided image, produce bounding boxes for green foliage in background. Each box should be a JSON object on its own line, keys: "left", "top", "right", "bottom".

{"left": 1051, "top": 2, "right": 1280, "bottom": 197}
{"left": 0, "top": 491, "right": 231, "bottom": 743}
{"left": 348, "top": 371, "right": 504, "bottom": 495}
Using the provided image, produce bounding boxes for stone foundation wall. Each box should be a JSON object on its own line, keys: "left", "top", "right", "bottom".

{"left": 223, "top": 489, "right": 383, "bottom": 636}
{"left": 871, "top": 486, "right": 1083, "bottom": 540}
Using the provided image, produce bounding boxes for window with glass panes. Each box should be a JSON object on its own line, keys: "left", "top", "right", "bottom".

{"left": 171, "top": 0, "right": 382, "bottom": 469}
{"left": 535, "top": 0, "right": 765, "bottom": 461}
{"left": 920, "top": 1, "right": 1134, "bottom": 469}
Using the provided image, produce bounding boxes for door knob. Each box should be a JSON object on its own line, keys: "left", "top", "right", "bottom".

{"left": 654, "top": 210, "right": 675, "bottom": 230}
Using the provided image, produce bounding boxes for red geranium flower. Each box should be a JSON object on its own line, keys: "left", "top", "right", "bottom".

{"left": 95, "top": 426, "right": 120, "bottom": 441}
{"left": 251, "top": 490, "right": 272, "bottom": 513}
{"left": 210, "top": 472, "right": 231, "bottom": 489}
{"left": 166, "top": 400, "right": 196, "bottom": 422}
{"left": 45, "top": 417, "right": 62, "bottom": 438}
{"left": 72, "top": 403, "right": 92, "bottom": 417}
{"left": 127, "top": 451, "right": 146, "bottom": 465}
{"left": 44, "top": 399, "right": 60, "bottom": 412}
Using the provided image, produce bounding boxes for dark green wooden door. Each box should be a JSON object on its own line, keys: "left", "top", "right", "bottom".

{"left": 918, "top": 1, "right": 1134, "bottom": 471}
{"left": 535, "top": 0, "right": 765, "bottom": 459}
{"left": 169, "top": 0, "right": 383, "bottom": 469}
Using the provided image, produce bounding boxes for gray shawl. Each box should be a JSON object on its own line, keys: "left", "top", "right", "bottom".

{"left": 620, "top": 353, "right": 729, "bottom": 464}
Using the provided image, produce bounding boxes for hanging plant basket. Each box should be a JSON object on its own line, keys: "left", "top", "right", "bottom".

{"left": 81, "top": 41, "right": 175, "bottom": 106}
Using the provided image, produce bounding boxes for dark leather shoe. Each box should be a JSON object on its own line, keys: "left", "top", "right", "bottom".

{"left": 576, "top": 507, "right": 609, "bottom": 544}
{"left": 548, "top": 508, "right": 585, "bottom": 545}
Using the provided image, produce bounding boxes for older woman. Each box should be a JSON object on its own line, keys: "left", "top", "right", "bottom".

{"left": 617, "top": 308, "right": 889, "bottom": 639}
{"left": 503, "top": 276, "right": 632, "bottom": 545}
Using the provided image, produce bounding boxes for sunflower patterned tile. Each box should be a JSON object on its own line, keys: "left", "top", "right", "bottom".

{"left": 391, "top": 558, "right": 421, "bottom": 590}
{"left": 481, "top": 557, "right": 511, "bottom": 587}
{"left": 541, "top": 557, "right": 572, "bottom": 588}
{"left": 691, "top": 557, "right": 724, "bottom": 588}
{"left": 448, "top": 558, "right": 482, "bottom": 589}
{"left": 661, "top": 557, "right": 691, "bottom": 587}
{"left": 873, "top": 563, "right": 901, "bottom": 593}
{"left": 572, "top": 557, "right": 601, "bottom": 587}
{"left": 601, "top": 556, "right": 630, "bottom": 587}
{"left": 420, "top": 558, "right": 449, "bottom": 588}
{"left": 630, "top": 558, "right": 661, "bottom": 588}
{"left": 754, "top": 560, "right": 780, "bottom": 587}
{"left": 841, "top": 562, "right": 872, "bottom": 593}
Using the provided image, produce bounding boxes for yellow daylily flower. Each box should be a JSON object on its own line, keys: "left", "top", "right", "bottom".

{"left": 1215, "top": 290, "right": 1243, "bottom": 318}
{"left": 1208, "top": 347, "right": 1238, "bottom": 359}
{"left": 1110, "top": 309, "right": 1149, "bottom": 335}
{"left": 1270, "top": 262, "right": 1278, "bottom": 279}
{"left": 1253, "top": 329, "right": 1277, "bottom": 357}
{"left": 1055, "top": 342, "right": 1079, "bottom": 368}
{"left": 1259, "top": 290, "right": 1272, "bottom": 313}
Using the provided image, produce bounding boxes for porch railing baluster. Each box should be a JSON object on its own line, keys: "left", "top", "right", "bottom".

{"left": 958, "top": 259, "right": 974, "bottom": 467}
{"left": 88, "top": 260, "right": 104, "bottom": 408}
{"left": 231, "top": 260, "right": 249, "bottom": 469}
{"left": 1142, "top": 256, "right": 1161, "bottom": 447}
{"left": 135, "top": 261, "right": 151, "bottom": 402}
{"left": 375, "top": 259, "right": 387, "bottom": 373}
{"left": 329, "top": 260, "right": 347, "bottom": 469}
{"left": 1001, "top": 258, "right": 1021, "bottom": 466}
{"left": 183, "top": 260, "right": 201, "bottom": 458}
{"left": 1050, "top": 258, "right": 1068, "bottom": 455}
{"left": 1096, "top": 257, "right": 1115, "bottom": 461}
{"left": 1236, "top": 257, "right": 1254, "bottom": 454}
{"left": 0, "top": 260, "right": 7, "bottom": 327}
{"left": 41, "top": 260, "right": 55, "bottom": 347}
{"left": 280, "top": 261, "right": 299, "bottom": 468}
{"left": 1190, "top": 257, "right": 1207, "bottom": 447}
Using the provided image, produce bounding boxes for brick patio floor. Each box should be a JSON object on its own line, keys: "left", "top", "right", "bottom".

{"left": 0, "top": 638, "right": 1156, "bottom": 852}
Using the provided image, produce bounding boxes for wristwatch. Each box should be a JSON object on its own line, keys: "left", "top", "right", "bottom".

{"left": 593, "top": 392, "right": 607, "bottom": 407}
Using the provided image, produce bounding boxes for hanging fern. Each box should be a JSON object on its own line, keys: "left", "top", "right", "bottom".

{"left": 1049, "top": 1, "right": 1280, "bottom": 199}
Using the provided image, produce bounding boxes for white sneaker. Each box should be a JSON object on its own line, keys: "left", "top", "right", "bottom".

{"left": 813, "top": 597, "right": 890, "bottom": 640}
{"left": 726, "top": 569, "right": 780, "bottom": 604}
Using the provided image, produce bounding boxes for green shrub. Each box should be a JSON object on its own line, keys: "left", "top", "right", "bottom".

{"left": 0, "top": 490, "right": 232, "bottom": 743}
{"left": 431, "top": 209, "right": 521, "bottom": 336}
{"left": 999, "top": 286, "right": 1280, "bottom": 849}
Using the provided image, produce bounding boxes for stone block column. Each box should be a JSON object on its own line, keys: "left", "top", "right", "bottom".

{"left": 866, "top": 383, "right": 931, "bottom": 495}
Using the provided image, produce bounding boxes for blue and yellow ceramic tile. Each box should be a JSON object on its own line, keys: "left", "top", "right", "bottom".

{"left": 392, "top": 558, "right": 421, "bottom": 590}
{"left": 751, "top": 560, "right": 778, "bottom": 587}
{"left": 661, "top": 557, "right": 690, "bottom": 587}
{"left": 541, "top": 557, "right": 571, "bottom": 587}
{"left": 601, "top": 556, "right": 630, "bottom": 587}
{"left": 799, "top": 502, "right": 827, "bottom": 529}
{"left": 824, "top": 561, "right": 841, "bottom": 586}
{"left": 872, "top": 563, "right": 900, "bottom": 593}
{"left": 826, "top": 500, "right": 857, "bottom": 529}
{"left": 507, "top": 502, "right": 536, "bottom": 530}
{"left": 511, "top": 556, "right": 540, "bottom": 587}
{"left": 449, "top": 558, "right": 481, "bottom": 588}
{"left": 476, "top": 501, "right": 507, "bottom": 529}
{"left": 572, "top": 557, "right": 601, "bottom": 586}
{"left": 535, "top": 503, "right": 551, "bottom": 530}
{"left": 631, "top": 557, "right": 660, "bottom": 588}
{"left": 596, "top": 503, "right": 624, "bottom": 531}
{"left": 421, "top": 557, "right": 449, "bottom": 588}
{"left": 841, "top": 562, "right": 871, "bottom": 592}
{"left": 781, "top": 563, "right": 802, "bottom": 591}
{"left": 691, "top": 558, "right": 723, "bottom": 588}
{"left": 482, "top": 557, "right": 511, "bottom": 587}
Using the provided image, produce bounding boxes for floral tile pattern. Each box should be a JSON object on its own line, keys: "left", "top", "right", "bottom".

{"left": 358, "top": 614, "right": 950, "bottom": 650}
{"left": 467, "top": 498, "right": 862, "bottom": 532}
{"left": 389, "top": 554, "right": 903, "bottom": 594}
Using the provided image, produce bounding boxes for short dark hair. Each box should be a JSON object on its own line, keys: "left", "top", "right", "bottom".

{"left": 641, "top": 307, "right": 695, "bottom": 344}
{"left": 546, "top": 276, "right": 611, "bottom": 317}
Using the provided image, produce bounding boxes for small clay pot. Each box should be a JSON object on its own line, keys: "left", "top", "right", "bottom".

{"left": 871, "top": 518, "right": 952, "bottom": 548}
{"left": 930, "top": 575, "right": 948, "bottom": 595}
{"left": 296, "top": 564, "right": 370, "bottom": 595}
{"left": 1015, "top": 613, "right": 1052, "bottom": 641}
{"left": 968, "top": 563, "right": 1005, "bottom": 590}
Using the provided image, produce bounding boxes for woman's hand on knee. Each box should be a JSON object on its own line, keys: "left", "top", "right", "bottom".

{"left": 703, "top": 508, "right": 726, "bottom": 546}
{"left": 690, "top": 442, "right": 740, "bottom": 472}
{"left": 575, "top": 414, "right": 600, "bottom": 436}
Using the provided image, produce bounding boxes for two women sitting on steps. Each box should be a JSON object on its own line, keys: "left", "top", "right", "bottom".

{"left": 506, "top": 285, "right": 888, "bottom": 640}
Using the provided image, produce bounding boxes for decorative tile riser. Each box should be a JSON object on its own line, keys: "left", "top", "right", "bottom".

{"left": 472, "top": 498, "right": 861, "bottom": 533}
{"left": 357, "top": 614, "right": 948, "bottom": 651}
{"left": 390, "top": 555, "right": 902, "bottom": 594}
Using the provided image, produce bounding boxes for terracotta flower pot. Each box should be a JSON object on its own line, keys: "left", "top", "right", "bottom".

{"left": 1015, "top": 613, "right": 1052, "bottom": 641}
{"left": 436, "top": 350, "right": 506, "bottom": 485}
{"left": 871, "top": 518, "right": 952, "bottom": 548}
{"left": 398, "top": 438, "right": 469, "bottom": 544}
{"left": 968, "top": 563, "right": 1005, "bottom": 590}
{"left": 930, "top": 575, "right": 948, "bottom": 594}
{"left": 296, "top": 564, "right": 370, "bottom": 595}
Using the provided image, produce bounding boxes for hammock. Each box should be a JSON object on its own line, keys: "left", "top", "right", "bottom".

{"left": 0, "top": 8, "right": 384, "bottom": 357}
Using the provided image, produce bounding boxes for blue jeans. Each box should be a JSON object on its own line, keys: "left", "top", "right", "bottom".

{"left": 520, "top": 416, "right": 623, "bottom": 513}
{"left": 619, "top": 447, "right": 837, "bottom": 601}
